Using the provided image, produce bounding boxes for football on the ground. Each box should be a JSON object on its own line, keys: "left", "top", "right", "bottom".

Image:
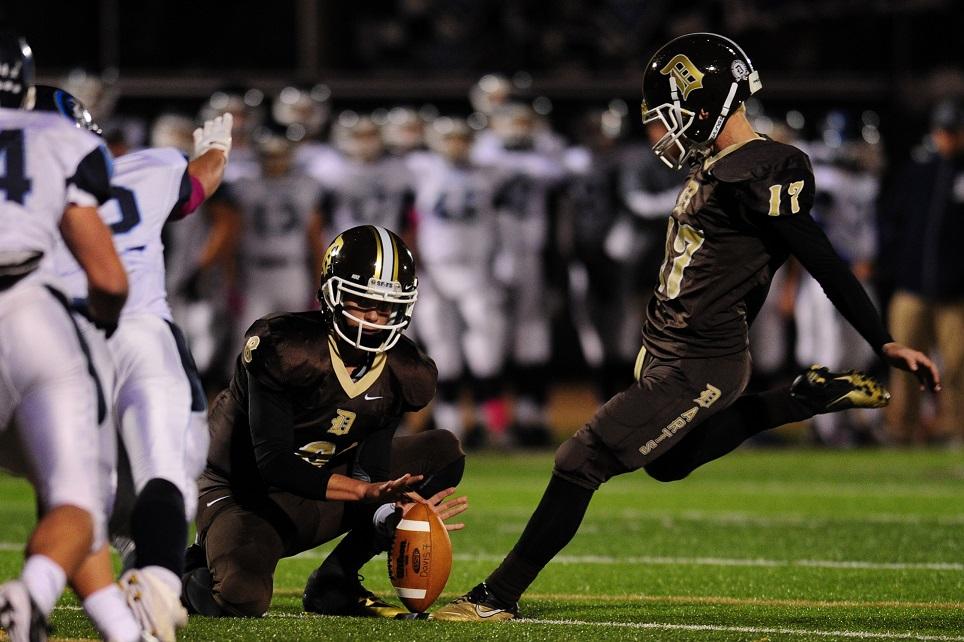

{"left": 387, "top": 502, "right": 452, "bottom": 612}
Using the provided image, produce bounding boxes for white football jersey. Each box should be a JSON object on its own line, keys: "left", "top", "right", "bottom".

{"left": 409, "top": 153, "right": 499, "bottom": 266}
{"left": 231, "top": 173, "right": 323, "bottom": 266}
{"left": 320, "top": 154, "right": 414, "bottom": 237}
{"left": 55, "top": 147, "right": 191, "bottom": 319}
{"left": 482, "top": 146, "right": 564, "bottom": 253}
{"left": 0, "top": 108, "right": 111, "bottom": 279}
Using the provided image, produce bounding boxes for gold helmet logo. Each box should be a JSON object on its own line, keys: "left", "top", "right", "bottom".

{"left": 322, "top": 234, "right": 345, "bottom": 274}
{"left": 660, "top": 54, "right": 704, "bottom": 100}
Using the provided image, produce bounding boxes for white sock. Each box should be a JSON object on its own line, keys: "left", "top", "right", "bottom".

{"left": 83, "top": 584, "right": 142, "bottom": 642}
{"left": 142, "top": 565, "right": 181, "bottom": 595}
{"left": 21, "top": 554, "right": 66, "bottom": 617}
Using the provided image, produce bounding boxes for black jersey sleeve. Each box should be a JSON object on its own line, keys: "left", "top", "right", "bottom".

{"left": 247, "top": 374, "right": 332, "bottom": 500}
{"left": 388, "top": 337, "right": 438, "bottom": 412}
{"left": 718, "top": 141, "right": 816, "bottom": 218}
{"left": 67, "top": 144, "right": 113, "bottom": 205}
{"left": 761, "top": 211, "right": 894, "bottom": 354}
{"left": 241, "top": 316, "right": 324, "bottom": 391}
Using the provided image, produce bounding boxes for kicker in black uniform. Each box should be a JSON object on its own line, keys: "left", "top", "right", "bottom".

{"left": 182, "top": 225, "right": 467, "bottom": 618}
{"left": 432, "top": 32, "right": 941, "bottom": 622}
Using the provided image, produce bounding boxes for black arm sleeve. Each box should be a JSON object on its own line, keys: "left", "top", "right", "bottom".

{"left": 763, "top": 212, "right": 893, "bottom": 355}
{"left": 247, "top": 374, "right": 333, "bottom": 500}
{"left": 67, "top": 145, "right": 113, "bottom": 205}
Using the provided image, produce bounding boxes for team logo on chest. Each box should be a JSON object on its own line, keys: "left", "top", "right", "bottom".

{"left": 660, "top": 54, "right": 704, "bottom": 99}
{"left": 328, "top": 409, "right": 357, "bottom": 436}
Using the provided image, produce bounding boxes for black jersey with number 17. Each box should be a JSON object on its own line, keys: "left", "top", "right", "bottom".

{"left": 642, "top": 137, "right": 815, "bottom": 359}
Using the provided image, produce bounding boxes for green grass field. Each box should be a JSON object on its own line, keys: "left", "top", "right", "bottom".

{"left": 2, "top": 447, "right": 963, "bottom": 641}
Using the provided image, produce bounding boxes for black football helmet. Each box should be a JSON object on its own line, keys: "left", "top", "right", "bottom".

{"left": 31, "top": 85, "right": 102, "bottom": 134}
{"left": 0, "top": 31, "right": 34, "bottom": 109}
{"left": 318, "top": 225, "right": 417, "bottom": 353}
{"left": 641, "top": 32, "right": 762, "bottom": 170}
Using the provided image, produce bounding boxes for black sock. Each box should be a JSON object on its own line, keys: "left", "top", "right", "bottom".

{"left": 645, "top": 386, "right": 814, "bottom": 481}
{"left": 131, "top": 478, "right": 187, "bottom": 576}
{"left": 486, "top": 474, "right": 594, "bottom": 603}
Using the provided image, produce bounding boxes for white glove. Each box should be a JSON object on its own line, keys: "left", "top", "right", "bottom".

{"left": 193, "top": 112, "right": 233, "bottom": 159}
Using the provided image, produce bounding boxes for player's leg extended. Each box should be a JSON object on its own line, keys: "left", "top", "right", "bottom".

{"left": 59, "top": 312, "right": 150, "bottom": 642}
{"left": 433, "top": 351, "right": 749, "bottom": 620}
{"left": 0, "top": 287, "right": 109, "bottom": 640}
{"left": 112, "top": 316, "right": 206, "bottom": 639}
{"left": 303, "top": 430, "right": 466, "bottom": 617}
{"left": 645, "top": 364, "right": 891, "bottom": 482}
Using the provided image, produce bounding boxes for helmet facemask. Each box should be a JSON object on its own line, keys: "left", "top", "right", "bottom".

{"left": 321, "top": 276, "right": 417, "bottom": 353}
{"left": 641, "top": 91, "right": 702, "bottom": 171}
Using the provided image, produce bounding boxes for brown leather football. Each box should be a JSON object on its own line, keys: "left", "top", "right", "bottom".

{"left": 387, "top": 501, "right": 452, "bottom": 612}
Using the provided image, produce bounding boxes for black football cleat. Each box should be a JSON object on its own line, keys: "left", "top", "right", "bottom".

{"left": 430, "top": 582, "right": 518, "bottom": 622}
{"left": 0, "top": 580, "right": 49, "bottom": 642}
{"left": 303, "top": 570, "right": 404, "bottom": 619}
{"left": 790, "top": 365, "right": 891, "bottom": 414}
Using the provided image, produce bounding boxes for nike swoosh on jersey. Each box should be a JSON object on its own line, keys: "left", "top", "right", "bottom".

{"left": 205, "top": 495, "right": 230, "bottom": 508}
{"left": 364, "top": 393, "right": 383, "bottom": 400}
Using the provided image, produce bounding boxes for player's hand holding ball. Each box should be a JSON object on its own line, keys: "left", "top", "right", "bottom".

{"left": 389, "top": 487, "right": 468, "bottom": 613}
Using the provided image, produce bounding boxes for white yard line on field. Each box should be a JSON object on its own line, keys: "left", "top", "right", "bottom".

{"left": 288, "top": 547, "right": 964, "bottom": 571}
{"left": 3, "top": 539, "right": 957, "bottom": 572}
{"left": 517, "top": 618, "right": 964, "bottom": 641}
{"left": 259, "top": 611, "right": 964, "bottom": 641}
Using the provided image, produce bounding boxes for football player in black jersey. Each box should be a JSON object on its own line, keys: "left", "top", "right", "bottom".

{"left": 433, "top": 32, "right": 941, "bottom": 622}
{"left": 181, "top": 225, "right": 467, "bottom": 618}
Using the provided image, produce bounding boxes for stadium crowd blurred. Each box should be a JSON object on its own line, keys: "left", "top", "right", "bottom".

{"left": 4, "top": 0, "right": 957, "bottom": 451}
{"left": 50, "top": 65, "right": 962, "bottom": 451}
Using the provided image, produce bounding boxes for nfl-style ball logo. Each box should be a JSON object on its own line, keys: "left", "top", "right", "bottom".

{"left": 731, "top": 59, "right": 750, "bottom": 81}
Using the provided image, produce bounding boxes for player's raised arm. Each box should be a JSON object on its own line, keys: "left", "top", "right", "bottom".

{"left": 186, "top": 113, "right": 232, "bottom": 206}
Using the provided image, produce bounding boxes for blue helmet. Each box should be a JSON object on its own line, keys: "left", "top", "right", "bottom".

{"left": 31, "top": 85, "right": 102, "bottom": 134}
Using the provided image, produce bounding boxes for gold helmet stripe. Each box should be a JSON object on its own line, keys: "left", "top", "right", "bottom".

{"left": 369, "top": 226, "right": 384, "bottom": 279}
{"left": 373, "top": 225, "right": 395, "bottom": 282}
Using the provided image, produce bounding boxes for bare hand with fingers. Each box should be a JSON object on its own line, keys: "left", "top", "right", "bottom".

{"left": 361, "top": 473, "right": 424, "bottom": 503}
{"left": 400, "top": 487, "right": 469, "bottom": 532}
{"left": 882, "top": 342, "right": 942, "bottom": 392}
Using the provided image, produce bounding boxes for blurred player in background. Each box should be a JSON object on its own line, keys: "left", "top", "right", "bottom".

{"left": 182, "top": 226, "right": 467, "bottom": 619}
{"left": 434, "top": 31, "right": 940, "bottom": 622}
{"left": 409, "top": 117, "right": 508, "bottom": 443}
{"left": 559, "top": 104, "right": 642, "bottom": 402}
{"left": 162, "top": 111, "right": 242, "bottom": 393}
{"left": 320, "top": 113, "right": 416, "bottom": 241}
{"left": 382, "top": 106, "right": 428, "bottom": 159}
{"left": 795, "top": 113, "right": 883, "bottom": 446}
{"left": 42, "top": 85, "right": 232, "bottom": 641}
{"left": 474, "top": 101, "right": 565, "bottom": 446}
{"left": 0, "top": 32, "right": 131, "bottom": 642}
{"left": 230, "top": 133, "right": 325, "bottom": 339}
